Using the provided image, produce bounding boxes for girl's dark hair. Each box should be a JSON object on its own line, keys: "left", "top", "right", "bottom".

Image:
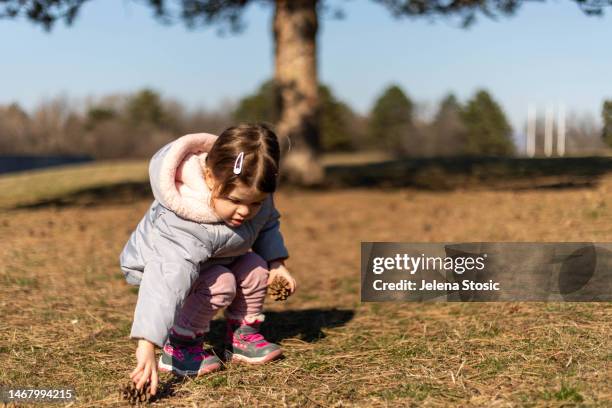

{"left": 205, "top": 123, "right": 281, "bottom": 198}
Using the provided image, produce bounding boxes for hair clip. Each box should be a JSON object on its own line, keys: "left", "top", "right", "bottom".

{"left": 233, "top": 151, "right": 244, "bottom": 175}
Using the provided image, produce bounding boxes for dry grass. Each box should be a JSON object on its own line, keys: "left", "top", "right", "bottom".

{"left": 319, "top": 151, "right": 393, "bottom": 166}
{"left": 0, "top": 166, "right": 611, "bottom": 407}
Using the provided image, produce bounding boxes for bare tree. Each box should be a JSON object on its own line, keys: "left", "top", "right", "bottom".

{"left": 0, "top": 103, "right": 30, "bottom": 153}
{"left": 528, "top": 112, "right": 609, "bottom": 156}
{"left": 565, "top": 112, "right": 608, "bottom": 156}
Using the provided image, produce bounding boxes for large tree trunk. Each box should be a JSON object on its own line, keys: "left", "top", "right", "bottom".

{"left": 273, "top": 0, "right": 323, "bottom": 186}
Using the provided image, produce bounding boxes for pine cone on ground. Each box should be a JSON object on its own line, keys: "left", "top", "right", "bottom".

{"left": 268, "top": 276, "right": 291, "bottom": 301}
{"left": 120, "top": 380, "right": 153, "bottom": 406}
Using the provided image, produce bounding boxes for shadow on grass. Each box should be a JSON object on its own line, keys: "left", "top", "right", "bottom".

{"left": 208, "top": 308, "right": 355, "bottom": 352}
{"left": 148, "top": 308, "right": 354, "bottom": 404}
{"left": 14, "top": 181, "right": 153, "bottom": 210}
{"left": 9, "top": 156, "right": 612, "bottom": 211}
{"left": 149, "top": 376, "right": 187, "bottom": 403}
{"left": 323, "top": 156, "right": 612, "bottom": 190}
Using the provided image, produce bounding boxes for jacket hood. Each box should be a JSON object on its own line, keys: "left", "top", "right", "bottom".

{"left": 149, "top": 132, "right": 223, "bottom": 223}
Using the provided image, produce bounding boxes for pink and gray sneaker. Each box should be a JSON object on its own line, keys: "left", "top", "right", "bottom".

{"left": 224, "top": 313, "right": 283, "bottom": 364}
{"left": 158, "top": 327, "right": 222, "bottom": 377}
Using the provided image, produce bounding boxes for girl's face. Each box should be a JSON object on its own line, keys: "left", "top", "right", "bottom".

{"left": 204, "top": 167, "right": 268, "bottom": 228}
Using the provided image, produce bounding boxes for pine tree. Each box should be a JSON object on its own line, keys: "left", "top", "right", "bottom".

{"left": 461, "top": 90, "right": 515, "bottom": 156}
{"left": 233, "top": 80, "right": 280, "bottom": 125}
{"left": 431, "top": 93, "right": 467, "bottom": 156}
{"left": 368, "top": 85, "right": 414, "bottom": 155}
{"left": 233, "top": 81, "right": 355, "bottom": 152}
{"left": 319, "top": 85, "right": 354, "bottom": 151}
{"left": 126, "top": 89, "right": 166, "bottom": 127}
{"left": 601, "top": 100, "right": 612, "bottom": 147}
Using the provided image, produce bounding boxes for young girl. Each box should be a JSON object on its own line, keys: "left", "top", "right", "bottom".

{"left": 119, "top": 123, "right": 297, "bottom": 397}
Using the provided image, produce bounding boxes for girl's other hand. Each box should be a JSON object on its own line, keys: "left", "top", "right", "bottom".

{"left": 268, "top": 263, "right": 297, "bottom": 294}
{"left": 130, "top": 339, "right": 158, "bottom": 396}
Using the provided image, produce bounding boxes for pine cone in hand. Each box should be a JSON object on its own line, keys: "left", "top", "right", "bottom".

{"left": 120, "top": 380, "right": 152, "bottom": 405}
{"left": 268, "top": 275, "right": 291, "bottom": 301}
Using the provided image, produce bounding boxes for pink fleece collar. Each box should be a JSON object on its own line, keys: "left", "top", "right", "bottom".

{"left": 157, "top": 133, "right": 223, "bottom": 223}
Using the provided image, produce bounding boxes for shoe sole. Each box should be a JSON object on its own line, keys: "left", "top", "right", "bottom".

{"left": 229, "top": 349, "right": 283, "bottom": 365}
{"left": 158, "top": 356, "right": 221, "bottom": 377}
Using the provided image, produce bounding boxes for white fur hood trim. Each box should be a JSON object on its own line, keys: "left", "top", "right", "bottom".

{"left": 151, "top": 132, "right": 223, "bottom": 223}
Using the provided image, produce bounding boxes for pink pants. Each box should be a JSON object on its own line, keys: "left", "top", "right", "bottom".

{"left": 174, "top": 252, "right": 269, "bottom": 335}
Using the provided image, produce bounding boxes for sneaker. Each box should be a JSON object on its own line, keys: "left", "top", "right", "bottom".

{"left": 225, "top": 313, "right": 282, "bottom": 364}
{"left": 158, "top": 329, "right": 221, "bottom": 376}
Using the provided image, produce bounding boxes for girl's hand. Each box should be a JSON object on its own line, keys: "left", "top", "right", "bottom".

{"left": 130, "top": 339, "right": 158, "bottom": 396}
{"left": 268, "top": 262, "right": 297, "bottom": 294}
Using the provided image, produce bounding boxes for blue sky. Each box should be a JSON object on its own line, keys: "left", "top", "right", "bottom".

{"left": 1, "top": 0, "right": 612, "bottom": 139}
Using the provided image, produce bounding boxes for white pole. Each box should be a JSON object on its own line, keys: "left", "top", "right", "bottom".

{"left": 544, "top": 105, "right": 554, "bottom": 157}
{"left": 557, "top": 104, "right": 566, "bottom": 157}
{"left": 527, "top": 104, "right": 536, "bottom": 157}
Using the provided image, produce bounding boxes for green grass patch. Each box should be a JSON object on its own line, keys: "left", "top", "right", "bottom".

{"left": 475, "top": 356, "right": 510, "bottom": 375}
{"left": 542, "top": 384, "right": 584, "bottom": 403}
{"left": 301, "top": 360, "right": 328, "bottom": 372}
{"left": 0, "top": 160, "right": 148, "bottom": 209}
{"left": 478, "top": 323, "right": 502, "bottom": 338}
{"left": 390, "top": 343, "right": 431, "bottom": 359}
{"left": 370, "top": 382, "right": 443, "bottom": 401}
{"left": 0, "top": 273, "right": 39, "bottom": 288}
{"left": 204, "top": 374, "right": 228, "bottom": 388}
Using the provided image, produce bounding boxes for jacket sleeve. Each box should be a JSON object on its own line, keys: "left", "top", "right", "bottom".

{"left": 129, "top": 219, "right": 212, "bottom": 348}
{"left": 252, "top": 195, "right": 289, "bottom": 263}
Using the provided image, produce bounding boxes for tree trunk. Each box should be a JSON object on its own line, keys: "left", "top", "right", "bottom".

{"left": 273, "top": 0, "right": 323, "bottom": 186}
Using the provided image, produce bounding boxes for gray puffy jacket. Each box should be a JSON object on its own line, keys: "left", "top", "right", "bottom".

{"left": 119, "top": 133, "right": 289, "bottom": 347}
